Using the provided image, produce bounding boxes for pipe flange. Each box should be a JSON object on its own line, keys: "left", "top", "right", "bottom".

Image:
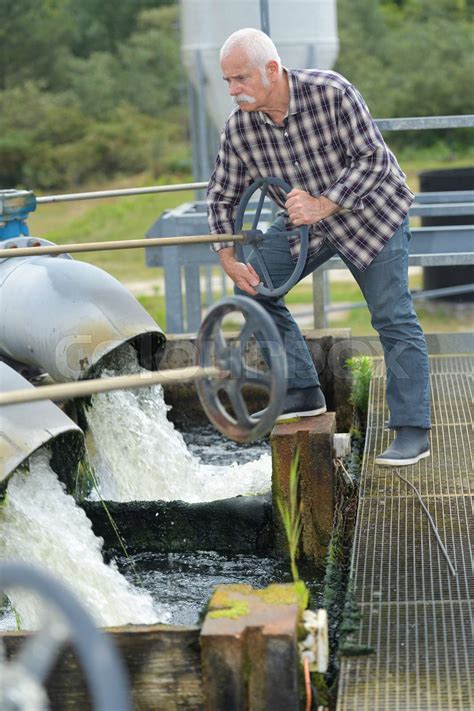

{"left": 0, "top": 237, "right": 72, "bottom": 262}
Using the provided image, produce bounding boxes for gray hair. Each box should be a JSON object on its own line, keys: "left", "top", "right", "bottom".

{"left": 220, "top": 28, "right": 282, "bottom": 79}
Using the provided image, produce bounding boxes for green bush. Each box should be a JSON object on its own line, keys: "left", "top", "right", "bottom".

{"left": 335, "top": 0, "right": 474, "bottom": 148}
{"left": 345, "top": 356, "right": 373, "bottom": 415}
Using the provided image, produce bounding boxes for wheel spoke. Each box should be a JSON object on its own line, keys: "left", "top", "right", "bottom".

{"left": 241, "top": 366, "right": 272, "bottom": 390}
{"left": 238, "top": 318, "right": 256, "bottom": 349}
{"left": 225, "top": 381, "right": 253, "bottom": 427}
{"left": 254, "top": 250, "right": 275, "bottom": 289}
{"left": 16, "top": 614, "right": 69, "bottom": 684}
{"left": 213, "top": 327, "right": 229, "bottom": 366}
{"left": 251, "top": 183, "right": 268, "bottom": 229}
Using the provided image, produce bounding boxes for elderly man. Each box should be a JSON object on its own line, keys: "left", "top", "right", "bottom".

{"left": 206, "top": 28, "right": 431, "bottom": 466}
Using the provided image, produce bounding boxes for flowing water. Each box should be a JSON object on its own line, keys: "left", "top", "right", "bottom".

{"left": 0, "top": 450, "right": 168, "bottom": 631}
{"left": 118, "top": 551, "right": 324, "bottom": 626}
{"left": 0, "top": 346, "right": 275, "bottom": 631}
{"left": 119, "top": 551, "right": 291, "bottom": 626}
{"left": 85, "top": 349, "right": 272, "bottom": 503}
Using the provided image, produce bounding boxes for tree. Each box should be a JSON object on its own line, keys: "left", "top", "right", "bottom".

{"left": 335, "top": 0, "right": 474, "bottom": 130}
{"left": 65, "top": 0, "right": 175, "bottom": 57}
{"left": 0, "top": 0, "right": 70, "bottom": 90}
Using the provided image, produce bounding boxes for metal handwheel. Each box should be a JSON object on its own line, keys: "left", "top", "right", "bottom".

{"left": 234, "top": 176, "right": 310, "bottom": 298}
{"left": 0, "top": 562, "right": 132, "bottom": 711}
{"left": 195, "top": 296, "right": 287, "bottom": 443}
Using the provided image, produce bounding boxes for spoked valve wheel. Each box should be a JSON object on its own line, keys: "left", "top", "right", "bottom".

{"left": 195, "top": 296, "right": 287, "bottom": 442}
{"left": 0, "top": 562, "right": 132, "bottom": 711}
{"left": 234, "top": 176, "right": 310, "bottom": 298}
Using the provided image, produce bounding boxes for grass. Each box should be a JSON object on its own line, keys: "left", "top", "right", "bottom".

{"left": 24, "top": 149, "right": 474, "bottom": 336}
{"left": 136, "top": 291, "right": 167, "bottom": 329}
{"left": 28, "top": 173, "right": 194, "bottom": 283}
{"left": 287, "top": 273, "right": 473, "bottom": 336}
{"left": 395, "top": 142, "right": 474, "bottom": 194}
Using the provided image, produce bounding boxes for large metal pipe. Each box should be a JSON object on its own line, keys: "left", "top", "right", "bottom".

{"left": 0, "top": 363, "right": 83, "bottom": 485}
{"left": 0, "top": 238, "right": 166, "bottom": 382}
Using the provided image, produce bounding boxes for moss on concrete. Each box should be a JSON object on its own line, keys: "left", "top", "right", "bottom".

{"left": 212, "top": 582, "right": 306, "bottom": 610}
{"left": 49, "top": 430, "right": 91, "bottom": 501}
{"left": 319, "top": 428, "right": 365, "bottom": 706}
{"left": 207, "top": 582, "right": 307, "bottom": 622}
{"left": 208, "top": 600, "right": 250, "bottom": 620}
{"left": 255, "top": 583, "right": 298, "bottom": 606}
{"left": 207, "top": 589, "right": 250, "bottom": 620}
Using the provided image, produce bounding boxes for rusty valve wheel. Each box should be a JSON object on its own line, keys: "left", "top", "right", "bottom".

{"left": 195, "top": 296, "right": 287, "bottom": 443}
{"left": 234, "top": 176, "right": 310, "bottom": 298}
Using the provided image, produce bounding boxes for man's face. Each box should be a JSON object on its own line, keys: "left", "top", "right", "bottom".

{"left": 221, "top": 51, "right": 270, "bottom": 112}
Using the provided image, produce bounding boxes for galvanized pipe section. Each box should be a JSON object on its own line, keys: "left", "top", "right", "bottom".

{"left": 0, "top": 248, "right": 165, "bottom": 381}
{"left": 260, "top": 0, "right": 270, "bottom": 35}
{"left": 375, "top": 114, "right": 474, "bottom": 131}
{"left": 0, "top": 363, "right": 83, "bottom": 483}
{"left": 410, "top": 202, "right": 474, "bottom": 217}
{"left": 36, "top": 181, "right": 209, "bottom": 205}
{"left": 0, "top": 366, "right": 226, "bottom": 407}
{"left": 324, "top": 283, "right": 474, "bottom": 312}
{"left": 0, "top": 234, "right": 239, "bottom": 259}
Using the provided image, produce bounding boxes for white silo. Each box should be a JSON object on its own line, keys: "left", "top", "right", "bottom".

{"left": 181, "top": 0, "right": 339, "bottom": 177}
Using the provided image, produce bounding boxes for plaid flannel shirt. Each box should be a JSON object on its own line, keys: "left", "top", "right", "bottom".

{"left": 207, "top": 69, "right": 414, "bottom": 271}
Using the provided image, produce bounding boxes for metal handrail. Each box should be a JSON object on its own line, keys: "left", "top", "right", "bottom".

{"left": 29, "top": 116, "right": 473, "bottom": 206}
{"left": 36, "top": 181, "right": 208, "bottom": 204}
{"left": 374, "top": 115, "right": 474, "bottom": 131}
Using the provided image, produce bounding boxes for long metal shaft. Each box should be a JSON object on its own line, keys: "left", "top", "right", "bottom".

{"left": 0, "top": 234, "right": 240, "bottom": 258}
{"left": 0, "top": 366, "right": 227, "bottom": 407}
{"left": 36, "top": 181, "right": 209, "bottom": 204}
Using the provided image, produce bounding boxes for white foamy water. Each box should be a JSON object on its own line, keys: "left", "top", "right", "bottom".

{"left": 85, "top": 360, "right": 272, "bottom": 503}
{"left": 0, "top": 450, "right": 168, "bottom": 631}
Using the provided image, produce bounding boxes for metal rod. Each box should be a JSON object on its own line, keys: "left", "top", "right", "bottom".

{"left": 260, "top": 0, "right": 271, "bottom": 35}
{"left": 375, "top": 114, "right": 474, "bottom": 131}
{"left": 0, "top": 234, "right": 240, "bottom": 258}
{"left": 36, "top": 182, "right": 209, "bottom": 205}
{"left": 323, "top": 282, "right": 474, "bottom": 313}
{"left": 0, "top": 366, "right": 227, "bottom": 407}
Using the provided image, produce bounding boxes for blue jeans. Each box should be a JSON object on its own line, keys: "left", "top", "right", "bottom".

{"left": 235, "top": 217, "right": 431, "bottom": 429}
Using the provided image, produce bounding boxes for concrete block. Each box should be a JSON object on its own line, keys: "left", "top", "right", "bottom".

{"left": 271, "top": 413, "right": 336, "bottom": 564}
{"left": 200, "top": 583, "right": 300, "bottom": 711}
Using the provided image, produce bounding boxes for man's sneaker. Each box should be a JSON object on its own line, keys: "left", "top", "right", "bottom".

{"left": 375, "top": 427, "right": 430, "bottom": 467}
{"left": 252, "top": 385, "right": 327, "bottom": 422}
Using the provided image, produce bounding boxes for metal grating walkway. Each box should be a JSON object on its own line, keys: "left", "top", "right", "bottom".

{"left": 337, "top": 355, "right": 473, "bottom": 711}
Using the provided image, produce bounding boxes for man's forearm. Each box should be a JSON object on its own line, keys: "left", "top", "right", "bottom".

{"left": 218, "top": 246, "right": 237, "bottom": 273}
{"left": 285, "top": 189, "right": 342, "bottom": 226}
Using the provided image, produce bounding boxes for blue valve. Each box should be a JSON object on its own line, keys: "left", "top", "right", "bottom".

{"left": 0, "top": 190, "right": 37, "bottom": 240}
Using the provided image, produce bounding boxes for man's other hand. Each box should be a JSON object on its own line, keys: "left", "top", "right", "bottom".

{"left": 285, "top": 188, "right": 341, "bottom": 226}
{"left": 218, "top": 247, "right": 261, "bottom": 295}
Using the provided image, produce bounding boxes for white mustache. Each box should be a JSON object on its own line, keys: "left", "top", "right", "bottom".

{"left": 233, "top": 94, "right": 256, "bottom": 105}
